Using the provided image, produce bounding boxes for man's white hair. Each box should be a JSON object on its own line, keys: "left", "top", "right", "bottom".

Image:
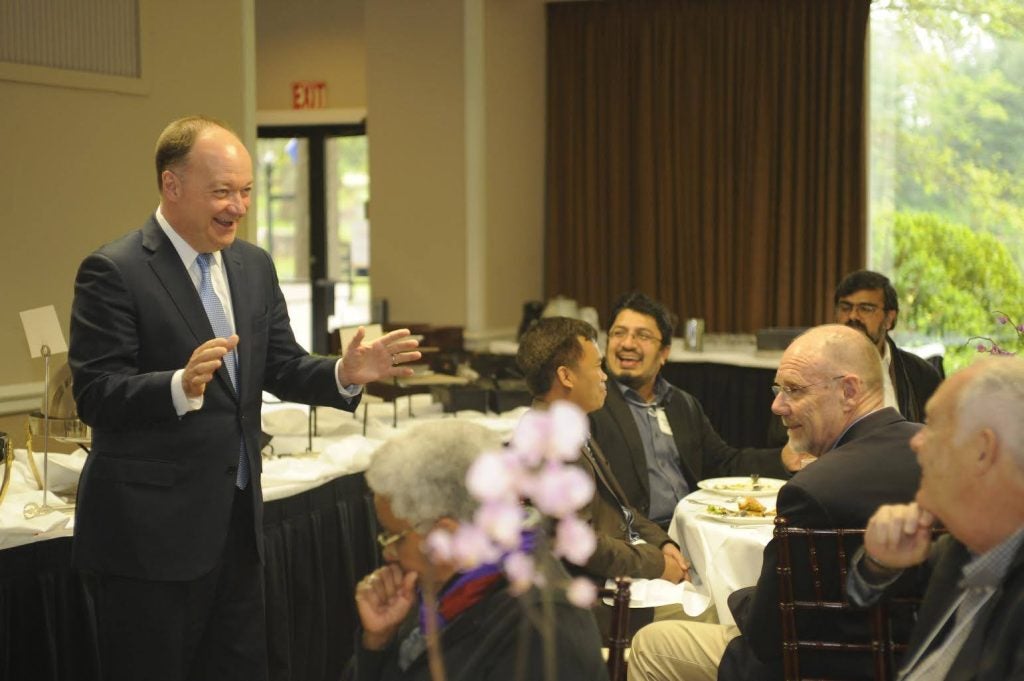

{"left": 955, "top": 356, "right": 1024, "bottom": 469}
{"left": 365, "top": 420, "right": 503, "bottom": 527}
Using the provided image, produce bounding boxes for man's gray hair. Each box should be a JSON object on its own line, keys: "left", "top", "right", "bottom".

{"left": 365, "top": 420, "right": 503, "bottom": 527}
{"left": 955, "top": 356, "right": 1024, "bottom": 468}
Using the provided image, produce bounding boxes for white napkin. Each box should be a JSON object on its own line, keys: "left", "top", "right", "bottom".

{"left": 603, "top": 578, "right": 711, "bottom": 616}
{"left": 0, "top": 490, "right": 72, "bottom": 548}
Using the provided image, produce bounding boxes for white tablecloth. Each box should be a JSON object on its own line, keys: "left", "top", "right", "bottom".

{"left": 668, "top": 490, "right": 777, "bottom": 625}
{"left": 1, "top": 395, "right": 528, "bottom": 550}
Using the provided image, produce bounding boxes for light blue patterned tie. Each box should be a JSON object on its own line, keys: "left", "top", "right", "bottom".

{"left": 197, "top": 253, "right": 249, "bottom": 489}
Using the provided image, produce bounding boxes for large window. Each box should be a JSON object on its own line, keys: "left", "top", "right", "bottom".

{"left": 869, "top": 1, "right": 1024, "bottom": 369}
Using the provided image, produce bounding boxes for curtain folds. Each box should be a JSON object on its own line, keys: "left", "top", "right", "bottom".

{"left": 546, "top": 0, "right": 869, "bottom": 332}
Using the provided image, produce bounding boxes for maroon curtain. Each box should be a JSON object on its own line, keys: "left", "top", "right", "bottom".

{"left": 545, "top": 0, "right": 868, "bottom": 332}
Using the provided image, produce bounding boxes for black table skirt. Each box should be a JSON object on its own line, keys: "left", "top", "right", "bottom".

{"left": 0, "top": 473, "right": 379, "bottom": 681}
{"left": 661, "top": 361, "right": 781, "bottom": 448}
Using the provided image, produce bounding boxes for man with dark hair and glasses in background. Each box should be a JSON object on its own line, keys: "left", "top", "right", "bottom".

{"left": 590, "top": 292, "right": 807, "bottom": 528}
{"left": 834, "top": 269, "right": 942, "bottom": 422}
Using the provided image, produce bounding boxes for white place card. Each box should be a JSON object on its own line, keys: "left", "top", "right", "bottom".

{"left": 19, "top": 305, "right": 68, "bottom": 358}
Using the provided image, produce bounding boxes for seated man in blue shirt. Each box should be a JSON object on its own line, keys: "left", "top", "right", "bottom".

{"left": 589, "top": 291, "right": 807, "bottom": 527}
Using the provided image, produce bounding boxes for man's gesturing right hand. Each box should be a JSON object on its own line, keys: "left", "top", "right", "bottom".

{"left": 182, "top": 335, "right": 239, "bottom": 398}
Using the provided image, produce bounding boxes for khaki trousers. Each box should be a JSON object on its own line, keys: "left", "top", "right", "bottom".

{"left": 627, "top": 620, "right": 740, "bottom": 681}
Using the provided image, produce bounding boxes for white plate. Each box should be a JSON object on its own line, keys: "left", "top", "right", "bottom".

{"left": 697, "top": 511, "right": 775, "bottom": 525}
{"left": 697, "top": 476, "right": 785, "bottom": 497}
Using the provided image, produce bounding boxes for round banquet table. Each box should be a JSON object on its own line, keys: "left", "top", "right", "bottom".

{"left": 667, "top": 488, "right": 777, "bottom": 625}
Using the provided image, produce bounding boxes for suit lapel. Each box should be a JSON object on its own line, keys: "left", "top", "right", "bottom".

{"left": 604, "top": 383, "right": 651, "bottom": 498}
{"left": 142, "top": 217, "right": 238, "bottom": 401}
{"left": 142, "top": 218, "right": 215, "bottom": 345}
{"left": 586, "top": 439, "right": 632, "bottom": 508}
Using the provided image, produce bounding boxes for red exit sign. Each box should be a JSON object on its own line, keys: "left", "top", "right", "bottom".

{"left": 291, "top": 81, "right": 327, "bottom": 109}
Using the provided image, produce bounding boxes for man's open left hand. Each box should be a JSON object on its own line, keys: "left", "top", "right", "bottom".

{"left": 338, "top": 326, "right": 422, "bottom": 386}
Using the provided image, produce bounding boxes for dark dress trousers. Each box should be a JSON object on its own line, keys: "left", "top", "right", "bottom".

{"left": 718, "top": 408, "right": 922, "bottom": 681}
{"left": 590, "top": 379, "right": 789, "bottom": 519}
{"left": 69, "top": 216, "right": 358, "bottom": 581}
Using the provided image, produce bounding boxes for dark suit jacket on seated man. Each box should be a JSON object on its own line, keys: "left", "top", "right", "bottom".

{"left": 847, "top": 356, "right": 1024, "bottom": 681}
{"left": 516, "top": 316, "right": 689, "bottom": 584}
{"left": 69, "top": 115, "right": 421, "bottom": 681}
{"left": 627, "top": 325, "right": 922, "bottom": 681}
{"left": 589, "top": 292, "right": 807, "bottom": 526}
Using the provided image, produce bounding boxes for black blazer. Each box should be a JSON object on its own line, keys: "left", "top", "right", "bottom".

{"left": 719, "top": 408, "right": 922, "bottom": 681}
{"left": 69, "top": 216, "right": 357, "bottom": 581}
{"left": 589, "top": 379, "right": 788, "bottom": 518}
{"left": 893, "top": 534, "right": 1024, "bottom": 680}
{"left": 889, "top": 337, "right": 943, "bottom": 423}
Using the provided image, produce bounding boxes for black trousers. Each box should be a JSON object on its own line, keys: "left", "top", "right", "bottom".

{"left": 85, "top": 487, "right": 267, "bottom": 681}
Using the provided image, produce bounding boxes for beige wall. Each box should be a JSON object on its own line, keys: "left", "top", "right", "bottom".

{"left": 255, "top": 0, "right": 365, "bottom": 111}
{"left": 365, "top": 0, "right": 545, "bottom": 338}
{"left": 0, "top": 0, "right": 547, "bottom": 419}
{"left": 0, "top": 0, "right": 254, "bottom": 411}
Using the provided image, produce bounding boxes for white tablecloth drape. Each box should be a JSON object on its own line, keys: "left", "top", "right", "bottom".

{"left": 668, "top": 489, "right": 777, "bottom": 625}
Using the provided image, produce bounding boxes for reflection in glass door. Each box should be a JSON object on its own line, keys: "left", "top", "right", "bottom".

{"left": 256, "top": 124, "right": 369, "bottom": 354}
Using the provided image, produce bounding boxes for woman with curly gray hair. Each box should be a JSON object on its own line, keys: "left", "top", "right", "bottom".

{"left": 345, "top": 420, "right": 607, "bottom": 681}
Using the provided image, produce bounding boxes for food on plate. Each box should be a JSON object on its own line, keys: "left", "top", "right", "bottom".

{"left": 739, "top": 496, "right": 767, "bottom": 514}
{"left": 705, "top": 497, "right": 777, "bottom": 518}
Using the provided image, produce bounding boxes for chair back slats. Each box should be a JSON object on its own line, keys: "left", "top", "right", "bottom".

{"left": 774, "top": 516, "right": 898, "bottom": 681}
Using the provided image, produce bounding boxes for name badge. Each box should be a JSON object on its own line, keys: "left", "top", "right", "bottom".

{"left": 655, "top": 408, "right": 673, "bottom": 436}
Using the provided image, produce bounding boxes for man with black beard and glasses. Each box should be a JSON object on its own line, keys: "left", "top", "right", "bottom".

{"left": 589, "top": 292, "right": 809, "bottom": 528}
{"left": 833, "top": 270, "right": 942, "bottom": 423}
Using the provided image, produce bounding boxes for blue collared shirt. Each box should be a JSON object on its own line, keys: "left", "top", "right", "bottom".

{"left": 616, "top": 376, "right": 690, "bottom": 523}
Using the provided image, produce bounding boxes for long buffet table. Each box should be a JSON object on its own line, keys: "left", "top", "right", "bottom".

{"left": 0, "top": 473, "right": 376, "bottom": 681}
{"left": 0, "top": 399, "right": 524, "bottom": 681}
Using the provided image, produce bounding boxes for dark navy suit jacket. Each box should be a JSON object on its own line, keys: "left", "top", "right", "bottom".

{"left": 69, "top": 216, "right": 356, "bottom": 580}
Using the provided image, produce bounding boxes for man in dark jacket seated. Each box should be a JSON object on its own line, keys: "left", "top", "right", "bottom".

{"left": 590, "top": 291, "right": 808, "bottom": 528}
{"left": 627, "top": 325, "right": 922, "bottom": 681}
{"left": 848, "top": 355, "right": 1024, "bottom": 681}
{"left": 345, "top": 419, "right": 608, "bottom": 681}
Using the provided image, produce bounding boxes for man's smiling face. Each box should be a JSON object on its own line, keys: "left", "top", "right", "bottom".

{"left": 605, "top": 309, "right": 669, "bottom": 393}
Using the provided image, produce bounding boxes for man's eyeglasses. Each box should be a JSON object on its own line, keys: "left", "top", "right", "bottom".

{"left": 609, "top": 327, "right": 663, "bottom": 345}
{"left": 376, "top": 529, "right": 412, "bottom": 551}
{"left": 836, "top": 301, "right": 884, "bottom": 316}
{"left": 771, "top": 375, "right": 846, "bottom": 400}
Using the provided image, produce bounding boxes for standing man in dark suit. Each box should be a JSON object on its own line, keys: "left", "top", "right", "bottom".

{"left": 834, "top": 269, "right": 942, "bottom": 423}
{"left": 849, "top": 356, "right": 1024, "bottom": 681}
{"left": 627, "top": 325, "right": 922, "bottom": 681}
{"left": 590, "top": 292, "right": 806, "bottom": 527}
{"left": 68, "top": 115, "right": 420, "bottom": 681}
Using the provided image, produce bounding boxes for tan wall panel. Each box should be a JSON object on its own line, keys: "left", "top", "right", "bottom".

{"left": 0, "top": 0, "right": 250, "bottom": 393}
{"left": 483, "top": 0, "right": 546, "bottom": 335}
{"left": 255, "top": 0, "right": 366, "bottom": 111}
{"left": 365, "top": 0, "right": 468, "bottom": 325}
